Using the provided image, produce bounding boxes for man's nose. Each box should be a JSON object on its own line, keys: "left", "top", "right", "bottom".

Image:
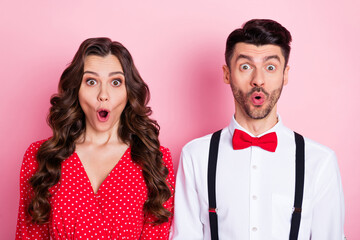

{"left": 250, "top": 69, "right": 265, "bottom": 87}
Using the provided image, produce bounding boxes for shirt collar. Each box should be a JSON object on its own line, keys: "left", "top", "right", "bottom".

{"left": 228, "top": 114, "right": 283, "bottom": 138}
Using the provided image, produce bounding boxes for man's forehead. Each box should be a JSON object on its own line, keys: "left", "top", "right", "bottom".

{"left": 233, "top": 43, "right": 284, "bottom": 62}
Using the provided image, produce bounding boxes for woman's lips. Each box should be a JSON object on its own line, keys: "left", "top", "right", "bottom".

{"left": 97, "top": 109, "right": 110, "bottom": 122}
{"left": 251, "top": 92, "right": 265, "bottom": 106}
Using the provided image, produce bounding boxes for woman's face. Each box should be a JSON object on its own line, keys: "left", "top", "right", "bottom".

{"left": 78, "top": 54, "right": 128, "bottom": 134}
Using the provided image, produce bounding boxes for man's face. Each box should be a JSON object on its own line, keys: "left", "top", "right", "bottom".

{"left": 223, "top": 43, "right": 289, "bottom": 120}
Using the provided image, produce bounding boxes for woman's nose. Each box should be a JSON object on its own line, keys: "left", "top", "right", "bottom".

{"left": 97, "top": 86, "right": 109, "bottom": 102}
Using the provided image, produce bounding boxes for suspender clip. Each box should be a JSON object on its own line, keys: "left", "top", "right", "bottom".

{"left": 209, "top": 208, "right": 217, "bottom": 213}
{"left": 293, "top": 207, "right": 302, "bottom": 213}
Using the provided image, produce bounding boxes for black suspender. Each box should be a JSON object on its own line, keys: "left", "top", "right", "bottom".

{"left": 207, "top": 129, "right": 222, "bottom": 240}
{"left": 207, "top": 130, "right": 305, "bottom": 240}
{"left": 289, "top": 132, "right": 305, "bottom": 239}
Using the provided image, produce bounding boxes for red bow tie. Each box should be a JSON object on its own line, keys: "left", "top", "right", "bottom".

{"left": 232, "top": 129, "right": 277, "bottom": 152}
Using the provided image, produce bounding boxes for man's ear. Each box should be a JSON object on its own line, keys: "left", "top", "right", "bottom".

{"left": 223, "top": 65, "right": 230, "bottom": 84}
{"left": 283, "top": 65, "right": 290, "bottom": 86}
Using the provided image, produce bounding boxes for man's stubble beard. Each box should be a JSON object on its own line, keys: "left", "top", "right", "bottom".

{"left": 230, "top": 79, "right": 284, "bottom": 120}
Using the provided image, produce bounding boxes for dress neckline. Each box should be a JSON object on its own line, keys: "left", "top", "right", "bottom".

{"left": 74, "top": 147, "right": 131, "bottom": 195}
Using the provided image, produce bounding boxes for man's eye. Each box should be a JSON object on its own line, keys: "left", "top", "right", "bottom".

{"left": 86, "top": 79, "right": 97, "bottom": 86}
{"left": 240, "top": 64, "right": 251, "bottom": 70}
{"left": 266, "top": 65, "right": 276, "bottom": 71}
{"left": 111, "top": 79, "right": 122, "bottom": 87}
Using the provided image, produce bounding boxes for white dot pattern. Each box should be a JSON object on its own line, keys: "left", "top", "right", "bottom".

{"left": 15, "top": 140, "right": 175, "bottom": 239}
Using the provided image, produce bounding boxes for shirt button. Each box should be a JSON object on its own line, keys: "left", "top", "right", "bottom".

{"left": 252, "top": 165, "right": 257, "bottom": 170}
{"left": 252, "top": 195, "right": 257, "bottom": 200}
{"left": 252, "top": 227, "right": 258, "bottom": 232}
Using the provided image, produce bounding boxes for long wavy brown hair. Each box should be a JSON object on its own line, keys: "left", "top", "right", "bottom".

{"left": 28, "top": 38, "right": 172, "bottom": 225}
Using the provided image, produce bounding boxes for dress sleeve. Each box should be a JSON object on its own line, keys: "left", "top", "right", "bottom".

{"left": 140, "top": 147, "right": 175, "bottom": 240}
{"left": 15, "top": 141, "right": 50, "bottom": 239}
{"left": 310, "top": 151, "right": 345, "bottom": 239}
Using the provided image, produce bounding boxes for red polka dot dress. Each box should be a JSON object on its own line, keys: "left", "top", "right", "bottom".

{"left": 16, "top": 140, "right": 175, "bottom": 239}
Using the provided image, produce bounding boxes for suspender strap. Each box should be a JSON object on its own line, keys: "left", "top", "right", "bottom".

{"left": 207, "top": 130, "right": 305, "bottom": 240}
{"left": 289, "top": 132, "right": 305, "bottom": 240}
{"left": 207, "top": 129, "right": 222, "bottom": 240}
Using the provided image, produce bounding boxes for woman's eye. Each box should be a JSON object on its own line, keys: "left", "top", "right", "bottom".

{"left": 86, "top": 79, "right": 97, "bottom": 86}
{"left": 240, "top": 64, "right": 251, "bottom": 70}
{"left": 111, "top": 79, "right": 122, "bottom": 87}
{"left": 266, "top": 65, "right": 276, "bottom": 71}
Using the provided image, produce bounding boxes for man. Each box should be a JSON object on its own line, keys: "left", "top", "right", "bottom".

{"left": 171, "top": 19, "right": 345, "bottom": 239}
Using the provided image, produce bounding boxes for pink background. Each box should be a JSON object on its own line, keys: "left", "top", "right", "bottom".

{"left": 1, "top": 0, "right": 359, "bottom": 238}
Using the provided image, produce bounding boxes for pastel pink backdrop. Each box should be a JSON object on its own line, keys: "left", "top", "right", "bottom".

{"left": 1, "top": 0, "right": 359, "bottom": 238}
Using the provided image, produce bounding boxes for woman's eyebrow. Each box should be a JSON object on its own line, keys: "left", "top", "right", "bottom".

{"left": 83, "top": 71, "right": 98, "bottom": 76}
{"left": 109, "top": 71, "right": 124, "bottom": 76}
{"left": 82, "top": 71, "right": 125, "bottom": 76}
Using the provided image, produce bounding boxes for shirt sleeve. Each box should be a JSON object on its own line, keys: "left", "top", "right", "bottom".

{"left": 140, "top": 147, "right": 175, "bottom": 240}
{"left": 171, "top": 148, "right": 204, "bottom": 240}
{"left": 15, "top": 142, "right": 50, "bottom": 240}
{"left": 310, "top": 151, "right": 345, "bottom": 239}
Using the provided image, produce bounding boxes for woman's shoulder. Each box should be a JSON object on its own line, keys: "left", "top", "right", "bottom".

{"left": 159, "top": 146, "right": 172, "bottom": 163}
{"left": 24, "top": 138, "right": 50, "bottom": 155}
{"left": 159, "top": 146, "right": 175, "bottom": 188}
{"left": 160, "top": 145, "right": 171, "bottom": 154}
{"left": 20, "top": 139, "right": 49, "bottom": 180}
{"left": 22, "top": 138, "right": 50, "bottom": 165}
{"left": 28, "top": 138, "right": 48, "bottom": 148}
{"left": 159, "top": 146, "right": 174, "bottom": 171}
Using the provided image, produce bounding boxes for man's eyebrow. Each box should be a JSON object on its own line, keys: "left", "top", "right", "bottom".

{"left": 235, "top": 54, "right": 253, "bottom": 62}
{"left": 235, "top": 54, "right": 281, "bottom": 63}
{"left": 264, "top": 55, "right": 281, "bottom": 62}
{"left": 83, "top": 71, "right": 125, "bottom": 76}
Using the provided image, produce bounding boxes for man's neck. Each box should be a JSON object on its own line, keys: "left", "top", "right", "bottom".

{"left": 234, "top": 109, "right": 278, "bottom": 136}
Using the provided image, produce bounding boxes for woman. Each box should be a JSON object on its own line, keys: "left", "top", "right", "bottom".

{"left": 16, "top": 38, "right": 175, "bottom": 239}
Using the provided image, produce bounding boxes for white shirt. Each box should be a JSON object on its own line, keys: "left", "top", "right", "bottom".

{"left": 171, "top": 116, "right": 345, "bottom": 240}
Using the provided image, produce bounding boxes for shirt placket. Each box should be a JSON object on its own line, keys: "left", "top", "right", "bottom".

{"left": 249, "top": 146, "right": 262, "bottom": 240}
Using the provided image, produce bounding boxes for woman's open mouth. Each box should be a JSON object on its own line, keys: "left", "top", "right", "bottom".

{"left": 97, "top": 109, "right": 110, "bottom": 122}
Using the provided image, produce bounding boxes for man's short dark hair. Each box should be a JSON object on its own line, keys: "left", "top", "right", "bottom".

{"left": 225, "top": 19, "right": 292, "bottom": 69}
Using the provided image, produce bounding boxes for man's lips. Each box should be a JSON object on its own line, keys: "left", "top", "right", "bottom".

{"left": 251, "top": 92, "right": 265, "bottom": 106}
{"left": 97, "top": 109, "right": 110, "bottom": 122}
